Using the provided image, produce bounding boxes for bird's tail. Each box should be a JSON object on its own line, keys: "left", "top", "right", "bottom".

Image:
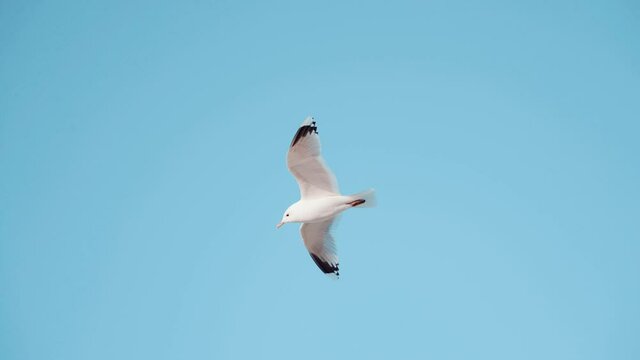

{"left": 348, "top": 188, "right": 376, "bottom": 208}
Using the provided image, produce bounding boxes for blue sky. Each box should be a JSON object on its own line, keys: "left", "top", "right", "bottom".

{"left": 1, "top": 1, "right": 639, "bottom": 359}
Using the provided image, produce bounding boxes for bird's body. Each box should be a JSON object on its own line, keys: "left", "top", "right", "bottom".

{"left": 284, "top": 196, "right": 353, "bottom": 223}
{"left": 277, "top": 117, "right": 375, "bottom": 278}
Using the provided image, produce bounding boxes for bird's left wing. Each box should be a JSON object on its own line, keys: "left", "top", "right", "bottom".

{"left": 287, "top": 117, "right": 340, "bottom": 199}
{"left": 301, "top": 219, "right": 339, "bottom": 278}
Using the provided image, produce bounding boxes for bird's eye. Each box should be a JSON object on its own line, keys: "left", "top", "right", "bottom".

{"left": 286, "top": 214, "right": 289, "bottom": 217}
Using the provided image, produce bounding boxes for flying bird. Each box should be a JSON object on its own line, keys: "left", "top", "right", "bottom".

{"left": 277, "top": 116, "right": 375, "bottom": 278}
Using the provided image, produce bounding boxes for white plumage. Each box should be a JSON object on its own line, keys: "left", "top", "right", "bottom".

{"left": 277, "top": 117, "right": 375, "bottom": 278}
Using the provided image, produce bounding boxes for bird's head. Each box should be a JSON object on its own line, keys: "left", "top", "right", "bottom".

{"left": 276, "top": 204, "right": 298, "bottom": 229}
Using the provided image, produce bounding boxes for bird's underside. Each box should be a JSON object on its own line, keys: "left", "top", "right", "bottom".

{"left": 283, "top": 117, "right": 373, "bottom": 278}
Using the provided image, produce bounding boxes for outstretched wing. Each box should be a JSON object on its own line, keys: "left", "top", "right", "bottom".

{"left": 301, "top": 219, "right": 339, "bottom": 278}
{"left": 287, "top": 117, "right": 340, "bottom": 199}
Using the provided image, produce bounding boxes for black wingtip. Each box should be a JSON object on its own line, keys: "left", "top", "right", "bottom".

{"left": 290, "top": 122, "right": 319, "bottom": 147}
{"left": 309, "top": 253, "right": 339, "bottom": 277}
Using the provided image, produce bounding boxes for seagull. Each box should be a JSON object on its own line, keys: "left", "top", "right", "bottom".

{"left": 277, "top": 116, "right": 375, "bottom": 278}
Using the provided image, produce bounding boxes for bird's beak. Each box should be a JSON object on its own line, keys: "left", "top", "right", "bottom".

{"left": 276, "top": 222, "right": 284, "bottom": 229}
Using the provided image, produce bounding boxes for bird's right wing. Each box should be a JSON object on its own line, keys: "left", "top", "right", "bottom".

{"left": 287, "top": 117, "right": 340, "bottom": 199}
{"left": 301, "top": 219, "right": 339, "bottom": 278}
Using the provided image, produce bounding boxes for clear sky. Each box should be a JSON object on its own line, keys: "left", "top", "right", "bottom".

{"left": 1, "top": 1, "right": 639, "bottom": 359}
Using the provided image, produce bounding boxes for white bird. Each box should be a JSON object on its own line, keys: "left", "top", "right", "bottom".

{"left": 277, "top": 116, "right": 375, "bottom": 278}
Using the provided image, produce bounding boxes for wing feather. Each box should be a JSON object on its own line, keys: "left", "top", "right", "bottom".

{"left": 301, "top": 220, "right": 339, "bottom": 278}
{"left": 286, "top": 118, "right": 340, "bottom": 199}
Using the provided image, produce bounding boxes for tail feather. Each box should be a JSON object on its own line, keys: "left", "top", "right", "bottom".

{"left": 350, "top": 188, "right": 376, "bottom": 208}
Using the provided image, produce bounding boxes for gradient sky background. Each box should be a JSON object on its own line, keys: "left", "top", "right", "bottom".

{"left": 1, "top": 1, "right": 639, "bottom": 359}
